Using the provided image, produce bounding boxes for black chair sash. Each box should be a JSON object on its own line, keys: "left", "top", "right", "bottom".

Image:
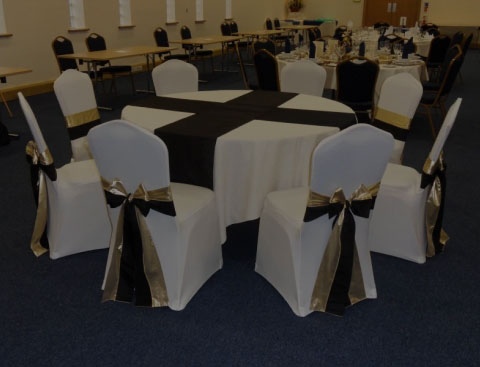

{"left": 102, "top": 178, "right": 175, "bottom": 307}
{"left": 304, "top": 183, "right": 379, "bottom": 316}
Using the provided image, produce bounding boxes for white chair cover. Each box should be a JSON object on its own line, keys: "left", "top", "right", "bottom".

{"left": 87, "top": 120, "right": 222, "bottom": 310}
{"left": 319, "top": 20, "right": 336, "bottom": 38}
{"left": 53, "top": 69, "right": 101, "bottom": 161}
{"left": 369, "top": 98, "right": 462, "bottom": 263}
{"left": 280, "top": 59, "right": 327, "bottom": 97}
{"left": 375, "top": 72, "right": 423, "bottom": 164}
{"left": 18, "top": 92, "right": 111, "bottom": 259}
{"left": 255, "top": 124, "right": 394, "bottom": 316}
{"left": 152, "top": 59, "right": 199, "bottom": 96}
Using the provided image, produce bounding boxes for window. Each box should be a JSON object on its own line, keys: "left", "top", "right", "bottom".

{"left": 68, "top": 0, "right": 87, "bottom": 30}
{"left": 225, "top": 0, "right": 232, "bottom": 20}
{"left": 166, "top": 0, "right": 176, "bottom": 24}
{"left": 0, "top": 0, "right": 9, "bottom": 35}
{"left": 195, "top": 0, "right": 204, "bottom": 22}
{"left": 119, "top": 0, "right": 133, "bottom": 27}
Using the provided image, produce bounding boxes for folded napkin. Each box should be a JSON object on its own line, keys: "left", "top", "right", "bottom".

{"left": 359, "top": 41, "right": 366, "bottom": 57}
{"left": 402, "top": 37, "right": 415, "bottom": 59}
{"left": 285, "top": 38, "right": 291, "bottom": 53}
{"left": 309, "top": 41, "right": 316, "bottom": 58}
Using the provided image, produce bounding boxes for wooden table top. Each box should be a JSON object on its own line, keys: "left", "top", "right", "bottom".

{"left": 0, "top": 66, "right": 32, "bottom": 78}
{"left": 58, "top": 45, "right": 177, "bottom": 61}
{"left": 171, "top": 35, "right": 241, "bottom": 45}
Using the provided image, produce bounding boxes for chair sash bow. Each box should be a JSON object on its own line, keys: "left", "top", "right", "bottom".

{"left": 304, "top": 183, "right": 379, "bottom": 316}
{"left": 25, "top": 141, "right": 57, "bottom": 257}
{"left": 421, "top": 154, "right": 448, "bottom": 257}
{"left": 102, "top": 177, "right": 175, "bottom": 307}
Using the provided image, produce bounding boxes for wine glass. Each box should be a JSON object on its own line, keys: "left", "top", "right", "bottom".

{"left": 335, "top": 43, "right": 346, "bottom": 61}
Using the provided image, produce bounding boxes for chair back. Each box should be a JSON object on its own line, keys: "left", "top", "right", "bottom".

{"left": 18, "top": 93, "right": 49, "bottom": 155}
{"left": 88, "top": 120, "right": 171, "bottom": 193}
{"left": 52, "top": 36, "right": 78, "bottom": 72}
{"left": 253, "top": 38, "right": 276, "bottom": 55}
{"left": 461, "top": 32, "right": 473, "bottom": 56}
{"left": 273, "top": 18, "right": 281, "bottom": 30}
{"left": 229, "top": 20, "right": 239, "bottom": 34}
{"left": 253, "top": 49, "right": 279, "bottom": 91}
{"left": 265, "top": 18, "right": 273, "bottom": 30}
{"left": 438, "top": 45, "right": 464, "bottom": 96}
{"left": 310, "top": 124, "right": 393, "bottom": 198}
{"left": 313, "top": 27, "right": 322, "bottom": 40}
{"left": 449, "top": 31, "right": 464, "bottom": 48}
{"left": 427, "top": 35, "right": 451, "bottom": 65}
{"left": 428, "top": 98, "right": 462, "bottom": 164}
{"left": 180, "top": 25, "right": 194, "bottom": 51}
{"left": 376, "top": 72, "right": 423, "bottom": 120}
{"left": 154, "top": 27, "right": 170, "bottom": 47}
{"left": 152, "top": 59, "right": 198, "bottom": 96}
{"left": 280, "top": 59, "right": 327, "bottom": 96}
{"left": 220, "top": 22, "right": 232, "bottom": 36}
{"left": 86, "top": 33, "right": 107, "bottom": 52}
{"left": 320, "top": 20, "right": 337, "bottom": 37}
{"left": 336, "top": 57, "right": 379, "bottom": 110}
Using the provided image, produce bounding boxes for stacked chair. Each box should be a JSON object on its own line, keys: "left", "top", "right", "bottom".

{"left": 369, "top": 98, "right": 462, "bottom": 263}
{"left": 19, "top": 92, "right": 111, "bottom": 260}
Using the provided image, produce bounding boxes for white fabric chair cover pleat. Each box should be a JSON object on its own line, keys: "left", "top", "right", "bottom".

{"left": 280, "top": 59, "right": 327, "bottom": 97}
{"left": 369, "top": 98, "right": 462, "bottom": 263}
{"left": 255, "top": 124, "right": 394, "bottom": 316}
{"left": 87, "top": 120, "right": 222, "bottom": 310}
{"left": 152, "top": 59, "right": 199, "bottom": 96}
{"left": 19, "top": 92, "right": 111, "bottom": 259}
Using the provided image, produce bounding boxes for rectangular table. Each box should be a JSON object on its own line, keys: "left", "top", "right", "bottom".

{"left": 0, "top": 66, "right": 32, "bottom": 117}
{"left": 122, "top": 90, "right": 357, "bottom": 242}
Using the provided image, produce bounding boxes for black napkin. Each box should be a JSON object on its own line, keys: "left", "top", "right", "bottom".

{"left": 359, "top": 42, "right": 365, "bottom": 57}
{"left": 402, "top": 37, "right": 415, "bottom": 59}
{"left": 309, "top": 41, "right": 315, "bottom": 58}
{"left": 285, "top": 37, "right": 291, "bottom": 53}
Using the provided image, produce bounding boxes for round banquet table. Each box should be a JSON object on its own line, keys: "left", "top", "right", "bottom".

{"left": 121, "top": 90, "right": 357, "bottom": 243}
{"left": 277, "top": 56, "right": 428, "bottom": 103}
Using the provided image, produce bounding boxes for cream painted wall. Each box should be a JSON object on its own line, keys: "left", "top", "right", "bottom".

{"left": 0, "top": 0, "right": 475, "bottom": 88}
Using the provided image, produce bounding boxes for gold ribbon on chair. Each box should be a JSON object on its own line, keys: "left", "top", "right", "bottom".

{"left": 375, "top": 107, "right": 411, "bottom": 130}
{"left": 422, "top": 154, "right": 449, "bottom": 257}
{"left": 65, "top": 108, "right": 100, "bottom": 129}
{"left": 25, "top": 141, "right": 57, "bottom": 257}
{"left": 102, "top": 177, "right": 175, "bottom": 307}
{"left": 304, "top": 183, "right": 380, "bottom": 316}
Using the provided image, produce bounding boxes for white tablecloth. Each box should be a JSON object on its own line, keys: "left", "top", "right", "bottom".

{"left": 122, "top": 90, "right": 356, "bottom": 243}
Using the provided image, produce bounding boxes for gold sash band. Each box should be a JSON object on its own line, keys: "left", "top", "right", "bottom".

{"left": 422, "top": 155, "right": 449, "bottom": 257}
{"left": 25, "top": 141, "right": 56, "bottom": 257}
{"left": 65, "top": 108, "right": 101, "bottom": 128}
{"left": 102, "top": 177, "right": 172, "bottom": 307}
{"left": 375, "top": 107, "right": 411, "bottom": 130}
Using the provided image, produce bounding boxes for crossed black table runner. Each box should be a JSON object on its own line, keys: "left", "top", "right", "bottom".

{"left": 129, "top": 90, "right": 357, "bottom": 189}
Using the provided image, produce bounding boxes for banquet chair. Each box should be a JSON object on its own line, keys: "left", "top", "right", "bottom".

{"left": 180, "top": 25, "right": 214, "bottom": 72}
{"left": 280, "top": 59, "right": 327, "bottom": 97}
{"left": 372, "top": 72, "right": 423, "bottom": 164}
{"left": 255, "top": 124, "right": 394, "bottom": 317}
{"left": 153, "top": 27, "right": 190, "bottom": 62}
{"left": 253, "top": 49, "right": 280, "bottom": 91}
{"left": 449, "top": 31, "right": 464, "bottom": 49}
{"left": 319, "top": 20, "right": 337, "bottom": 38}
{"left": 336, "top": 57, "right": 379, "bottom": 122}
{"left": 87, "top": 119, "right": 222, "bottom": 309}
{"left": 253, "top": 38, "right": 276, "bottom": 55}
{"left": 53, "top": 69, "right": 103, "bottom": 161}
{"left": 52, "top": 36, "right": 80, "bottom": 73}
{"left": 220, "top": 21, "right": 237, "bottom": 64}
{"left": 228, "top": 20, "right": 249, "bottom": 52}
{"left": 18, "top": 92, "right": 111, "bottom": 260}
{"left": 151, "top": 59, "right": 198, "bottom": 96}
{"left": 369, "top": 98, "right": 462, "bottom": 263}
{"left": 419, "top": 45, "right": 463, "bottom": 137}
{"left": 424, "top": 35, "right": 451, "bottom": 81}
{"left": 85, "top": 33, "right": 135, "bottom": 95}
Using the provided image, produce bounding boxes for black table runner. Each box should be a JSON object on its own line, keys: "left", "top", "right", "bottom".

{"left": 128, "top": 91, "right": 356, "bottom": 189}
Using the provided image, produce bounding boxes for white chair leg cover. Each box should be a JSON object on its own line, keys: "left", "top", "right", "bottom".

{"left": 256, "top": 187, "right": 377, "bottom": 317}
{"left": 47, "top": 160, "right": 112, "bottom": 259}
{"left": 369, "top": 164, "right": 429, "bottom": 263}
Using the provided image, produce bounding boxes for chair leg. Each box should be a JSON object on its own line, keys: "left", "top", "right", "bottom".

{"left": 1, "top": 92, "right": 13, "bottom": 117}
